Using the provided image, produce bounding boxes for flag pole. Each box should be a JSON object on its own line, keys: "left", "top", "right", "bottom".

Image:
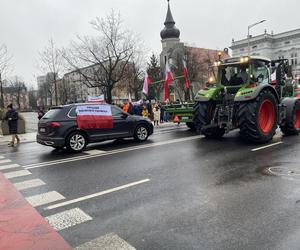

{"left": 150, "top": 75, "right": 185, "bottom": 85}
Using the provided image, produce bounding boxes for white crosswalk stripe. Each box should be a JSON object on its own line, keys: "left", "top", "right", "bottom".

{"left": 26, "top": 191, "right": 65, "bottom": 207}
{"left": 14, "top": 179, "right": 46, "bottom": 191}
{"left": 0, "top": 163, "right": 20, "bottom": 171}
{"left": 0, "top": 159, "right": 12, "bottom": 164}
{"left": 85, "top": 149, "right": 106, "bottom": 155}
{"left": 75, "top": 233, "right": 136, "bottom": 250}
{"left": 4, "top": 170, "right": 31, "bottom": 179}
{"left": 45, "top": 208, "right": 92, "bottom": 231}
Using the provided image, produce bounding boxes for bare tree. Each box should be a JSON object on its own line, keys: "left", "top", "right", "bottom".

{"left": 123, "top": 51, "right": 145, "bottom": 100}
{"left": 9, "top": 76, "right": 26, "bottom": 109}
{"left": 0, "top": 44, "right": 12, "bottom": 108}
{"left": 64, "top": 10, "right": 141, "bottom": 104}
{"left": 28, "top": 86, "right": 37, "bottom": 110}
{"left": 39, "top": 39, "right": 63, "bottom": 106}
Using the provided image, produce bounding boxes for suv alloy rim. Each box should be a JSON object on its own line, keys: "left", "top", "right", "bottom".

{"left": 70, "top": 134, "right": 85, "bottom": 151}
{"left": 137, "top": 126, "right": 148, "bottom": 140}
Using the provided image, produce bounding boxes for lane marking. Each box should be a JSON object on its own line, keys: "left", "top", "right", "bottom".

{"left": 45, "top": 179, "right": 150, "bottom": 210}
{"left": 0, "top": 163, "right": 20, "bottom": 170}
{"left": 24, "top": 136, "right": 202, "bottom": 170}
{"left": 14, "top": 178, "right": 46, "bottom": 191}
{"left": 75, "top": 233, "right": 136, "bottom": 250}
{"left": 0, "top": 156, "right": 5, "bottom": 159}
{"left": 0, "top": 159, "right": 12, "bottom": 164}
{"left": 251, "top": 141, "right": 283, "bottom": 152}
{"left": 26, "top": 191, "right": 65, "bottom": 207}
{"left": 45, "top": 208, "right": 92, "bottom": 231}
{"left": 85, "top": 149, "right": 106, "bottom": 155}
{"left": 4, "top": 170, "right": 31, "bottom": 179}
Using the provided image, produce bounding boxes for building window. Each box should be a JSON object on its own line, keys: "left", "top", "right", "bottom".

{"left": 291, "top": 53, "right": 298, "bottom": 66}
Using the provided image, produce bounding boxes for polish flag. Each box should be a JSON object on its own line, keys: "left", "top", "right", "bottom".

{"left": 142, "top": 72, "right": 152, "bottom": 95}
{"left": 76, "top": 104, "right": 113, "bottom": 129}
{"left": 164, "top": 62, "right": 173, "bottom": 101}
{"left": 183, "top": 60, "right": 190, "bottom": 89}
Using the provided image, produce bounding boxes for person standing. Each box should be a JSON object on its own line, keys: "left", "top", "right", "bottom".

{"left": 141, "top": 105, "right": 149, "bottom": 118}
{"left": 158, "top": 102, "right": 165, "bottom": 123}
{"left": 153, "top": 105, "right": 160, "bottom": 126}
{"left": 37, "top": 107, "right": 45, "bottom": 120}
{"left": 4, "top": 104, "right": 20, "bottom": 147}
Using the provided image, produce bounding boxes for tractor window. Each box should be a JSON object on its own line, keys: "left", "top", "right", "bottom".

{"left": 220, "top": 64, "right": 249, "bottom": 86}
{"left": 253, "top": 61, "right": 270, "bottom": 85}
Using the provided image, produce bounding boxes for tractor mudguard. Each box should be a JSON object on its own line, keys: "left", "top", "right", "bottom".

{"left": 281, "top": 97, "right": 300, "bottom": 125}
{"left": 235, "top": 84, "right": 280, "bottom": 103}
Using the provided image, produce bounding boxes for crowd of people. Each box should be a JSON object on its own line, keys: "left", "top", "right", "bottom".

{"left": 120, "top": 101, "right": 170, "bottom": 126}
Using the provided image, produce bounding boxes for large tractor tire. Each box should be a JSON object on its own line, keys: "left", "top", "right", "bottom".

{"left": 238, "top": 90, "right": 278, "bottom": 143}
{"left": 280, "top": 99, "right": 300, "bottom": 135}
{"left": 186, "top": 122, "right": 196, "bottom": 131}
{"left": 193, "top": 101, "right": 225, "bottom": 139}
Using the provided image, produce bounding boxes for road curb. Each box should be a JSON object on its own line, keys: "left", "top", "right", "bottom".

{"left": 0, "top": 172, "right": 72, "bottom": 250}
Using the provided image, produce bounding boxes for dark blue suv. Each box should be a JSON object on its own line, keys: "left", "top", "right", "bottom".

{"left": 37, "top": 103, "right": 154, "bottom": 152}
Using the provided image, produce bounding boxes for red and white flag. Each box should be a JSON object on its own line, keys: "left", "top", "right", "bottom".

{"left": 183, "top": 60, "right": 191, "bottom": 89}
{"left": 142, "top": 72, "right": 152, "bottom": 95}
{"left": 271, "top": 70, "right": 276, "bottom": 84}
{"left": 164, "top": 62, "right": 173, "bottom": 101}
{"left": 76, "top": 105, "right": 113, "bottom": 129}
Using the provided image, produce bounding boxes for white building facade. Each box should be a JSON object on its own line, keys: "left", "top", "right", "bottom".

{"left": 230, "top": 29, "right": 300, "bottom": 77}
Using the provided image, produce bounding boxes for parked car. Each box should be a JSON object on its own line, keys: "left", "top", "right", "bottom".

{"left": 37, "top": 103, "right": 154, "bottom": 152}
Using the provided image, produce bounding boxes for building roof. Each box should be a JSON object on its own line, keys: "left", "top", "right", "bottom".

{"left": 231, "top": 28, "right": 300, "bottom": 49}
{"left": 160, "top": 0, "right": 180, "bottom": 40}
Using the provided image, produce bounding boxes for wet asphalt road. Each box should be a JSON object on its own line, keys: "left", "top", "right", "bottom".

{"left": 1, "top": 125, "right": 300, "bottom": 250}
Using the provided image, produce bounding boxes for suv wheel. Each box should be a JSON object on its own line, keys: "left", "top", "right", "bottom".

{"left": 66, "top": 132, "right": 87, "bottom": 152}
{"left": 134, "top": 125, "right": 149, "bottom": 141}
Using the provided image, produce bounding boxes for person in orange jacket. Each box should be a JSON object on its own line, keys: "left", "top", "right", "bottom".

{"left": 123, "top": 102, "right": 129, "bottom": 113}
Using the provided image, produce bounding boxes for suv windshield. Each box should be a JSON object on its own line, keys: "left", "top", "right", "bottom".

{"left": 220, "top": 64, "right": 249, "bottom": 86}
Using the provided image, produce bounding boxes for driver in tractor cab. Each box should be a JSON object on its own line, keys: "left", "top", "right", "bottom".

{"left": 229, "top": 65, "right": 248, "bottom": 85}
{"left": 237, "top": 66, "right": 248, "bottom": 83}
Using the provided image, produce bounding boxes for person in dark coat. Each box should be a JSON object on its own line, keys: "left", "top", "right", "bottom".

{"left": 4, "top": 104, "right": 20, "bottom": 147}
{"left": 37, "top": 107, "right": 45, "bottom": 120}
{"left": 128, "top": 102, "right": 134, "bottom": 115}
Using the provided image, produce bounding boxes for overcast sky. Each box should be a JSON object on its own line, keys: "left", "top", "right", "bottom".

{"left": 1, "top": 0, "right": 300, "bottom": 87}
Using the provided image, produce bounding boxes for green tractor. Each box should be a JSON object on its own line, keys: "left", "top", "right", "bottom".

{"left": 193, "top": 56, "right": 300, "bottom": 143}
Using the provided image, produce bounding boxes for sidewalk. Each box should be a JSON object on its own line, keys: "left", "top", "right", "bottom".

{"left": 0, "top": 132, "right": 36, "bottom": 145}
{"left": 0, "top": 172, "right": 72, "bottom": 250}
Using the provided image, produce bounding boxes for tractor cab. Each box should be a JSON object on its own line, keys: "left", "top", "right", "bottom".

{"left": 216, "top": 57, "right": 271, "bottom": 89}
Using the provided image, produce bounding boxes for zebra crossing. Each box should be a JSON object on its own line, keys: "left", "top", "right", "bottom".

{"left": 0, "top": 154, "right": 136, "bottom": 249}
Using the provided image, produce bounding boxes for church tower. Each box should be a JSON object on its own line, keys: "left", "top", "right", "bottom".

{"left": 160, "top": 0, "right": 184, "bottom": 68}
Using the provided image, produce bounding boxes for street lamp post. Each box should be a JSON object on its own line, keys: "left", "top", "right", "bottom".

{"left": 247, "top": 20, "right": 266, "bottom": 55}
